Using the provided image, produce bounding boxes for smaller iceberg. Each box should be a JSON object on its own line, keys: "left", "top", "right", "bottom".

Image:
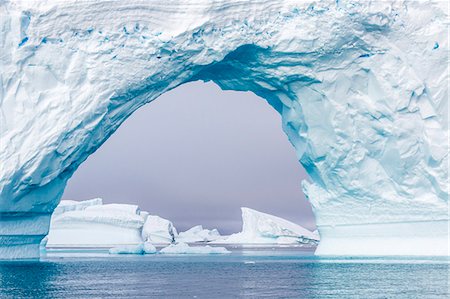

{"left": 52, "top": 198, "right": 103, "bottom": 215}
{"left": 143, "top": 242, "right": 157, "bottom": 254}
{"left": 159, "top": 242, "right": 230, "bottom": 254}
{"left": 214, "top": 207, "right": 318, "bottom": 245}
{"left": 109, "top": 242, "right": 157, "bottom": 255}
{"left": 142, "top": 215, "right": 178, "bottom": 244}
{"left": 177, "top": 225, "right": 222, "bottom": 243}
{"left": 109, "top": 244, "right": 144, "bottom": 255}
{"left": 47, "top": 199, "right": 146, "bottom": 247}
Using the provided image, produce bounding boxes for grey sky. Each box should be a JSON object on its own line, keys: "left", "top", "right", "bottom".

{"left": 63, "top": 82, "right": 315, "bottom": 234}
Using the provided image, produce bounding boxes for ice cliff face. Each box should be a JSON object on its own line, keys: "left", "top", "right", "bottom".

{"left": 0, "top": 0, "right": 448, "bottom": 258}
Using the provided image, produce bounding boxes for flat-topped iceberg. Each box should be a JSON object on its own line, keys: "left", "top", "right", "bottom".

{"left": 177, "top": 225, "right": 222, "bottom": 243}
{"left": 160, "top": 242, "right": 230, "bottom": 254}
{"left": 47, "top": 199, "right": 145, "bottom": 247}
{"left": 215, "top": 208, "right": 318, "bottom": 245}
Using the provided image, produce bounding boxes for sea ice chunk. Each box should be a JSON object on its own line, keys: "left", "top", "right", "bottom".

{"left": 109, "top": 244, "right": 144, "bottom": 255}
{"left": 143, "top": 242, "right": 157, "bottom": 254}
{"left": 159, "top": 242, "right": 230, "bottom": 254}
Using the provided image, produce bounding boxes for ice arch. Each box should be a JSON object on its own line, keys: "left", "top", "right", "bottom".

{"left": 0, "top": 1, "right": 448, "bottom": 258}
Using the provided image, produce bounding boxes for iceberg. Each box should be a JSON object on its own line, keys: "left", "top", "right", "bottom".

{"left": 109, "top": 244, "right": 144, "bottom": 255}
{"left": 0, "top": 0, "right": 448, "bottom": 258}
{"left": 142, "top": 215, "right": 178, "bottom": 244}
{"left": 109, "top": 242, "right": 160, "bottom": 255}
{"left": 177, "top": 225, "right": 222, "bottom": 243}
{"left": 215, "top": 208, "right": 318, "bottom": 245}
{"left": 46, "top": 199, "right": 145, "bottom": 247}
{"left": 159, "top": 242, "right": 230, "bottom": 254}
{"left": 143, "top": 242, "right": 157, "bottom": 254}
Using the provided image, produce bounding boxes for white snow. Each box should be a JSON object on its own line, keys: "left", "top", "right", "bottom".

{"left": 159, "top": 242, "right": 230, "bottom": 254}
{"left": 0, "top": 0, "right": 448, "bottom": 258}
{"left": 215, "top": 208, "right": 318, "bottom": 245}
{"left": 177, "top": 225, "right": 221, "bottom": 243}
{"left": 142, "top": 215, "right": 178, "bottom": 244}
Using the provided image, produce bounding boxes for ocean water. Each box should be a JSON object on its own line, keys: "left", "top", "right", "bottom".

{"left": 0, "top": 249, "right": 448, "bottom": 298}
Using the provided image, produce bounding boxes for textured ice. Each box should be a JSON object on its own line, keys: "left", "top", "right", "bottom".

{"left": 53, "top": 198, "right": 103, "bottom": 215}
{"left": 0, "top": 0, "right": 448, "bottom": 258}
{"left": 177, "top": 225, "right": 221, "bottom": 243}
{"left": 215, "top": 208, "right": 318, "bottom": 245}
{"left": 142, "top": 215, "right": 178, "bottom": 244}
{"left": 159, "top": 242, "right": 230, "bottom": 254}
{"left": 47, "top": 199, "right": 145, "bottom": 247}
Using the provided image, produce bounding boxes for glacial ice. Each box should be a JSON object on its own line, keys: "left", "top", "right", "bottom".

{"left": 177, "top": 225, "right": 222, "bottom": 243}
{"left": 0, "top": 0, "right": 448, "bottom": 258}
{"left": 142, "top": 215, "right": 178, "bottom": 244}
{"left": 159, "top": 242, "right": 230, "bottom": 255}
{"left": 214, "top": 208, "right": 318, "bottom": 245}
{"left": 47, "top": 199, "right": 145, "bottom": 247}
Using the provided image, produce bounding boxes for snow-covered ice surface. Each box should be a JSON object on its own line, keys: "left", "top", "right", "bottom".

{"left": 47, "top": 199, "right": 145, "bottom": 247}
{"left": 177, "top": 225, "right": 221, "bottom": 243}
{"left": 0, "top": 0, "right": 448, "bottom": 258}
{"left": 159, "top": 242, "right": 230, "bottom": 254}
{"left": 142, "top": 215, "right": 178, "bottom": 244}
{"left": 214, "top": 207, "right": 318, "bottom": 245}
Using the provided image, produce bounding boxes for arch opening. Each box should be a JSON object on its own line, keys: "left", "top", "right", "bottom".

{"left": 62, "top": 81, "right": 316, "bottom": 234}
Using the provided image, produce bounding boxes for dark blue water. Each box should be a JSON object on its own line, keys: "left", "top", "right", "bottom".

{"left": 1, "top": 250, "right": 448, "bottom": 298}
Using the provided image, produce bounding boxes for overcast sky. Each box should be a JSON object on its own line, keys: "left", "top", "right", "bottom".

{"left": 63, "top": 82, "right": 315, "bottom": 234}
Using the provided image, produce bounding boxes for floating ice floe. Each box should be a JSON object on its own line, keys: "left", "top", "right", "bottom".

{"left": 109, "top": 244, "right": 144, "bottom": 255}
{"left": 159, "top": 242, "right": 230, "bottom": 254}
{"left": 108, "top": 242, "right": 157, "bottom": 255}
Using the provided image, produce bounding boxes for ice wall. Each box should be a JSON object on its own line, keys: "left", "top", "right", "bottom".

{"left": 0, "top": 0, "right": 448, "bottom": 258}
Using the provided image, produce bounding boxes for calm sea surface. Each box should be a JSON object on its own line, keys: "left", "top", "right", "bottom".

{"left": 0, "top": 248, "right": 448, "bottom": 298}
